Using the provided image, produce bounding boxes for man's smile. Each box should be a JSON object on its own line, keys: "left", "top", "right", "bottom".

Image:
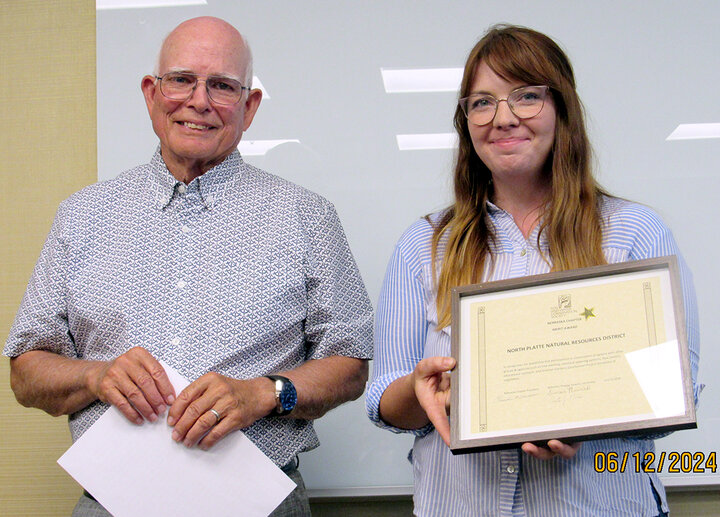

{"left": 178, "top": 121, "right": 216, "bottom": 130}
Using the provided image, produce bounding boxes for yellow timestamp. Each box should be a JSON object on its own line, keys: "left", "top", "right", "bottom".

{"left": 594, "top": 451, "right": 717, "bottom": 474}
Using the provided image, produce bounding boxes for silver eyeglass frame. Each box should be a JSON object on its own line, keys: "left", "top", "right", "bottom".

{"left": 154, "top": 72, "right": 250, "bottom": 105}
{"left": 458, "top": 85, "right": 550, "bottom": 126}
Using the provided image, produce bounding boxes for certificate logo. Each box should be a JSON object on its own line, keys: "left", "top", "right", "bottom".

{"left": 550, "top": 294, "right": 575, "bottom": 319}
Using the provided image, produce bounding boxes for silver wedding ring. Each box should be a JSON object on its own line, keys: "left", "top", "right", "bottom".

{"left": 209, "top": 408, "right": 221, "bottom": 424}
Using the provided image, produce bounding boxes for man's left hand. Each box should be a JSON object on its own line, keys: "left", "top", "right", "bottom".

{"left": 167, "top": 373, "right": 275, "bottom": 450}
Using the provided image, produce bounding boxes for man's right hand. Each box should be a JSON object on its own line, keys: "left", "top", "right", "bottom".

{"left": 87, "top": 347, "right": 176, "bottom": 425}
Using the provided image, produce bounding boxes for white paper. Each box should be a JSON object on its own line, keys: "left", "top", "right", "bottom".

{"left": 58, "top": 362, "right": 296, "bottom": 517}
{"left": 625, "top": 340, "right": 686, "bottom": 418}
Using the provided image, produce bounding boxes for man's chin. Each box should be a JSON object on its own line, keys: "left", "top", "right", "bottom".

{"left": 164, "top": 143, "right": 223, "bottom": 162}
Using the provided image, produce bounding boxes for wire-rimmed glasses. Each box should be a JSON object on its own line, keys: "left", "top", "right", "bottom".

{"left": 459, "top": 85, "right": 549, "bottom": 126}
{"left": 155, "top": 72, "right": 249, "bottom": 105}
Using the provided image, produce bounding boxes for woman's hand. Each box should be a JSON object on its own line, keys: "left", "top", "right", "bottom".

{"left": 409, "top": 357, "right": 580, "bottom": 456}
{"left": 412, "top": 356, "right": 456, "bottom": 446}
{"left": 521, "top": 440, "right": 581, "bottom": 460}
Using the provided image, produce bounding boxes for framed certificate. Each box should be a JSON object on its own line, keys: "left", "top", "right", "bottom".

{"left": 450, "top": 256, "right": 696, "bottom": 454}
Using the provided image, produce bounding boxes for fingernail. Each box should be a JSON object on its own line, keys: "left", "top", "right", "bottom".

{"left": 157, "top": 404, "right": 166, "bottom": 415}
{"left": 167, "top": 416, "right": 175, "bottom": 426}
{"left": 148, "top": 413, "right": 157, "bottom": 423}
{"left": 135, "top": 418, "right": 143, "bottom": 425}
{"left": 172, "top": 430, "right": 180, "bottom": 441}
{"left": 199, "top": 444, "right": 208, "bottom": 451}
{"left": 183, "top": 439, "right": 192, "bottom": 447}
{"left": 167, "top": 395, "right": 175, "bottom": 404}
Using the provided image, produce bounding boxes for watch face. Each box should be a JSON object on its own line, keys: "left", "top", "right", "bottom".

{"left": 279, "top": 382, "right": 297, "bottom": 412}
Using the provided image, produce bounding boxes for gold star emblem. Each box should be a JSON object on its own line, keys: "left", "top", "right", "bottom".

{"left": 581, "top": 307, "right": 596, "bottom": 320}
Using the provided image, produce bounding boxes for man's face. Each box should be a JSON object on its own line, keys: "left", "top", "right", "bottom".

{"left": 141, "top": 21, "right": 261, "bottom": 175}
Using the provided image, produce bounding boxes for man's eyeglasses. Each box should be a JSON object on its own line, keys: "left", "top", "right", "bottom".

{"left": 155, "top": 72, "right": 250, "bottom": 105}
{"left": 459, "top": 85, "right": 549, "bottom": 126}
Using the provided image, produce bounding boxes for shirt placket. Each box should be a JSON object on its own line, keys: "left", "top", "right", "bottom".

{"left": 495, "top": 211, "right": 534, "bottom": 278}
{"left": 498, "top": 449, "right": 521, "bottom": 517}
{"left": 492, "top": 209, "right": 532, "bottom": 515}
{"left": 167, "top": 181, "right": 202, "bottom": 352}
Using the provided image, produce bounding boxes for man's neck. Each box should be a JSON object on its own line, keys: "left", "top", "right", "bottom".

{"left": 169, "top": 167, "right": 205, "bottom": 184}
{"left": 161, "top": 150, "right": 229, "bottom": 184}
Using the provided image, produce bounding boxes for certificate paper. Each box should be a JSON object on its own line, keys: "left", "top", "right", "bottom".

{"left": 450, "top": 257, "right": 695, "bottom": 453}
{"left": 58, "top": 362, "right": 296, "bottom": 516}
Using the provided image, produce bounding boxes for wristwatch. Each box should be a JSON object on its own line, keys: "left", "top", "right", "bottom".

{"left": 265, "top": 375, "right": 297, "bottom": 416}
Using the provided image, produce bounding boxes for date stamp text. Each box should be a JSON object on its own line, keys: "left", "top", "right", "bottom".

{"left": 594, "top": 451, "right": 717, "bottom": 474}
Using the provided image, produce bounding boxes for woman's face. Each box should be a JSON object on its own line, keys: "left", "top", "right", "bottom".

{"left": 467, "top": 62, "right": 556, "bottom": 185}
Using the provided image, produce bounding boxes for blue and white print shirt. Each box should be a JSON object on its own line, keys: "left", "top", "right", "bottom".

{"left": 5, "top": 148, "right": 373, "bottom": 467}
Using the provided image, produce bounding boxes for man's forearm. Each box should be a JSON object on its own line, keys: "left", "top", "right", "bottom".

{"left": 280, "top": 356, "right": 368, "bottom": 420}
{"left": 10, "top": 350, "right": 103, "bottom": 416}
{"left": 165, "top": 356, "right": 368, "bottom": 450}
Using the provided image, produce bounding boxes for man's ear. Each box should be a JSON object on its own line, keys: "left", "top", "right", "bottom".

{"left": 141, "top": 75, "right": 159, "bottom": 116}
{"left": 242, "top": 88, "right": 263, "bottom": 131}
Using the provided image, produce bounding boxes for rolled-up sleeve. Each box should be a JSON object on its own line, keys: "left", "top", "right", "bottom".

{"left": 366, "top": 221, "right": 433, "bottom": 435}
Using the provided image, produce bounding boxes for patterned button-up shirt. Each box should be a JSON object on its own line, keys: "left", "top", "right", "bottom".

{"left": 5, "top": 149, "right": 373, "bottom": 467}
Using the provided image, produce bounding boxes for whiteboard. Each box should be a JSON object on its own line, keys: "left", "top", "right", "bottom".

{"left": 97, "top": 0, "right": 720, "bottom": 493}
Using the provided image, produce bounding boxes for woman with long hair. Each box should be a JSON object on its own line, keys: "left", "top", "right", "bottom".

{"left": 366, "top": 25, "right": 700, "bottom": 516}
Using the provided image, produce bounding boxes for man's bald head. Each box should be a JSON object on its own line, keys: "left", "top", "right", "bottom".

{"left": 141, "top": 16, "right": 262, "bottom": 181}
{"left": 156, "top": 16, "right": 253, "bottom": 87}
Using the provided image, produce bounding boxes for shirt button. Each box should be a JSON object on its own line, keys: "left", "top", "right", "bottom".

{"left": 181, "top": 225, "right": 190, "bottom": 233}
{"left": 506, "top": 465, "right": 516, "bottom": 474}
{"left": 177, "top": 280, "right": 187, "bottom": 289}
{"left": 170, "top": 337, "right": 180, "bottom": 346}
{"left": 177, "top": 184, "right": 187, "bottom": 194}
{"left": 520, "top": 249, "right": 527, "bottom": 257}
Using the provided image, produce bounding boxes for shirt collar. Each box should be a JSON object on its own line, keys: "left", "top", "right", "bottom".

{"left": 485, "top": 199, "right": 549, "bottom": 251}
{"left": 146, "top": 147, "right": 244, "bottom": 210}
{"left": 486, "top": 199, "right": 502, "bottom": 214}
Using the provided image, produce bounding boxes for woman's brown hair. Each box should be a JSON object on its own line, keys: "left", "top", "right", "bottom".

{"left": 432, "top": 25, "right": 607, "bottom": 328}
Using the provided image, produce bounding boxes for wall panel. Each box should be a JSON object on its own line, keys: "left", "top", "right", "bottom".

{"left": 0, "top": 1, "right": 96, "bottom": 515}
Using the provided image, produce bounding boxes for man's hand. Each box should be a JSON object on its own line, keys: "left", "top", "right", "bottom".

{"left": 521, "top": 440, "right": 582, "bottom": 460}
{"left": 412, "top": 356, "right": 456, "bottom": 447}
{"left": 87, "top": 346, "right": 175, "bottom": 425}
{"left": 167, "top": 373, "right": 276, "bottom": 450}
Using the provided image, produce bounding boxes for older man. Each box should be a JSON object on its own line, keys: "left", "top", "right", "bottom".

{"left": 4, "top": 16, "right": 372, "bottom": 516}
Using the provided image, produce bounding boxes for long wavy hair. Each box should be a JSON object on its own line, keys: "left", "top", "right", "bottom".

{"left": 432, "top": 25, "right": 607, "bottom": 328}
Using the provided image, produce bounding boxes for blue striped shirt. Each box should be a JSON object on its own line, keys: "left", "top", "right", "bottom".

{"left": 366, "top": 196, "right": 701, "bottom": 517}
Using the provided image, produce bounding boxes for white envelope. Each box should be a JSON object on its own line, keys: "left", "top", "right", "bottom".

{"left": 58, "top": 361, "right": 296, "bottom": 517}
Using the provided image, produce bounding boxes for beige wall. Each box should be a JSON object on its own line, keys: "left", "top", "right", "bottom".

{"left": 0, "top": 1, "right": 96, "bottom": 515}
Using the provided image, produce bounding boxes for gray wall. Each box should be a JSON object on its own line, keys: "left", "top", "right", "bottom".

{"left": 98, "top": 0, "right": 720, "bottom": 495}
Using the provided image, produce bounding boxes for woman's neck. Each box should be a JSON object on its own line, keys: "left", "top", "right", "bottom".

{"left": 491, "top": 176, "right": 550, "bottom": 239}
